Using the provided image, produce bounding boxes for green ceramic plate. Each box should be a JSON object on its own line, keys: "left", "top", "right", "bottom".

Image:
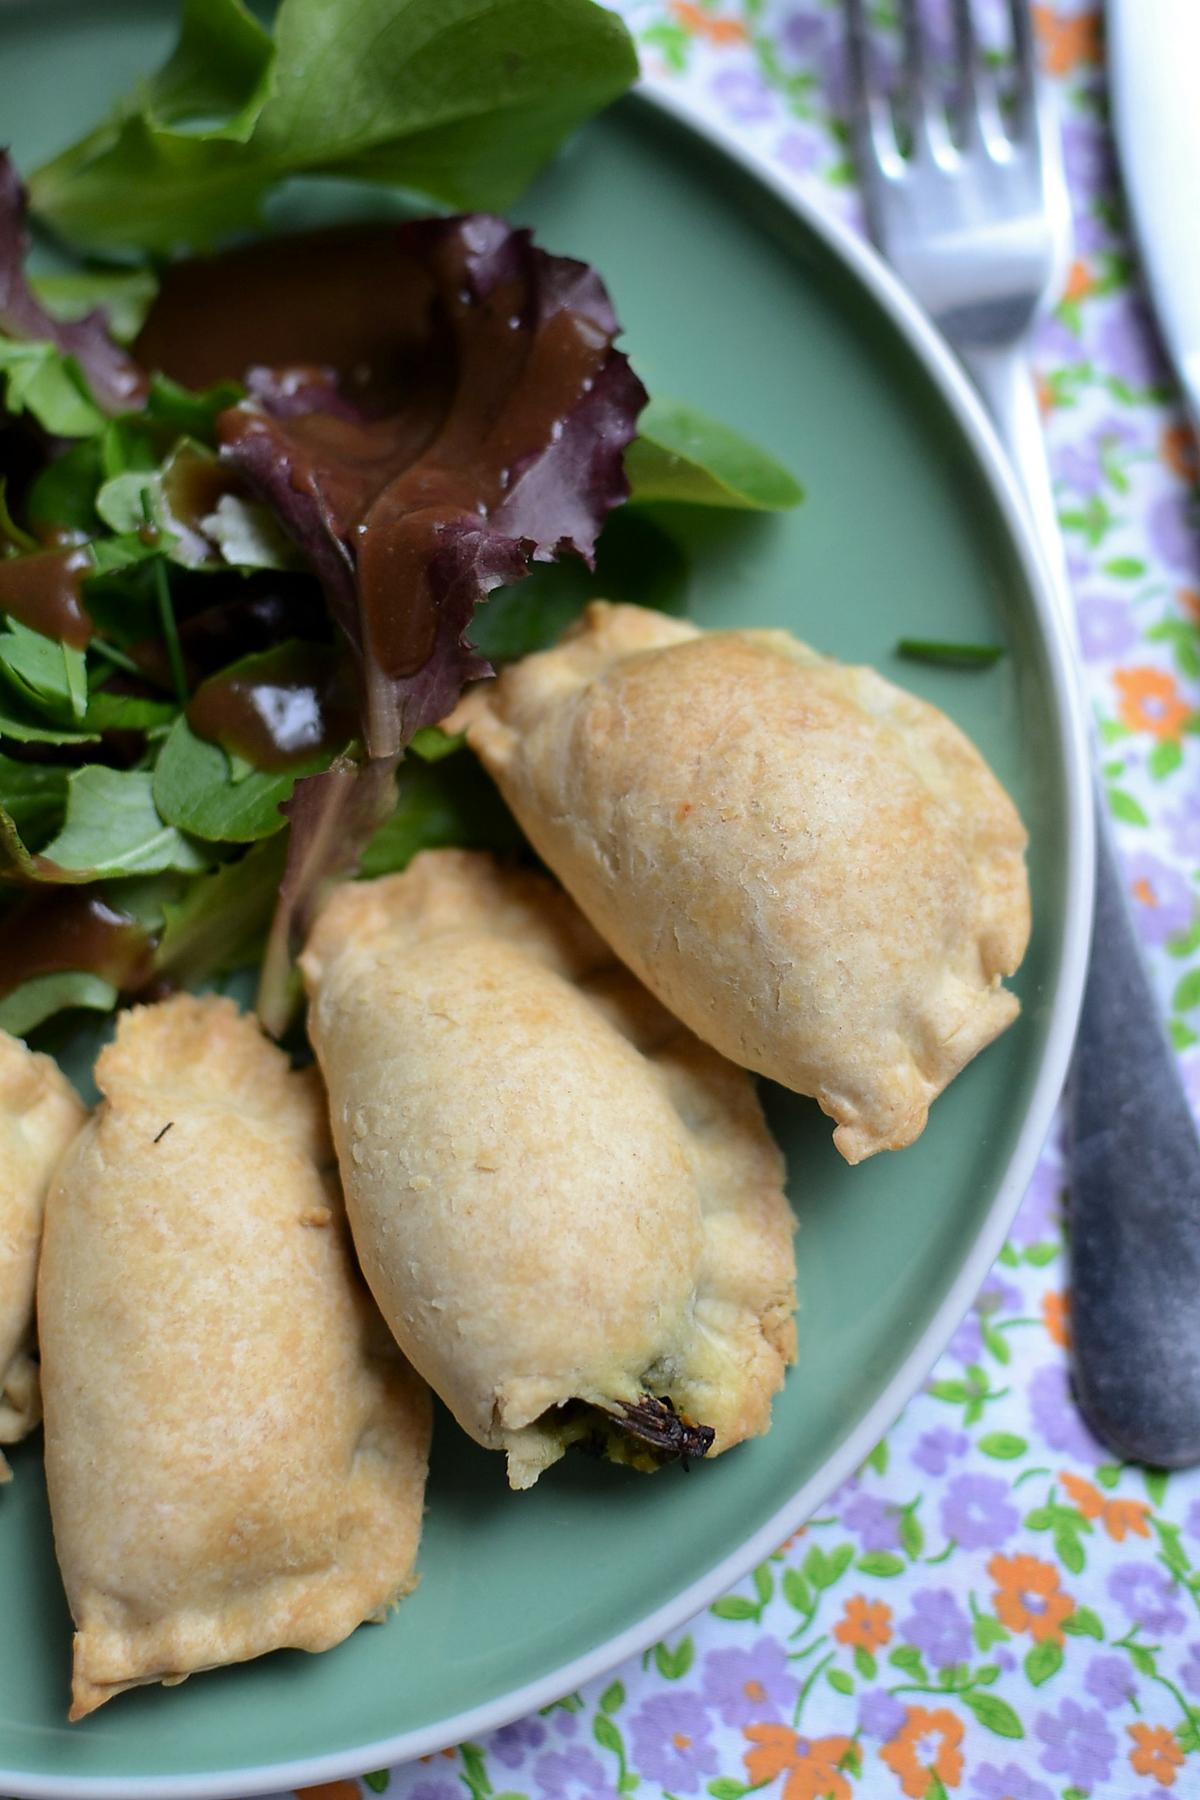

{"left": 0, "top": 8, "right": 1091, "bottom": 1795}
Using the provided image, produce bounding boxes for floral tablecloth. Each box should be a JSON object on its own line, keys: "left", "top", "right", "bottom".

{"left": 286, "top": 6, "right": 1200, "bottom": 1799}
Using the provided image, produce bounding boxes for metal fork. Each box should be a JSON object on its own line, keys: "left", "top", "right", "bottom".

{"left": 846, "top": 0, "right": 1200, "bottom": 1469}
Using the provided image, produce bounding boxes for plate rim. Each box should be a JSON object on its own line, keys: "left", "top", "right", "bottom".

{"left": 0, "top": 79, "right": 1095, "bottom": 1800}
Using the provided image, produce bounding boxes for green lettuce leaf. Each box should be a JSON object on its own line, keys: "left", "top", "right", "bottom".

{"left": 0, "top": 752, "right": 68, "bottom": 848}
{"left": 0, "top": 621, "right": 89, "bottom": 722}
{"left": 154, "top": 835, "right": 288, "bottom": 986}
{"left": 29, "top": 0, "right": 638, "bottom": 255}
{"left": 29, "top": 268, "right": 160, "bottom": 344}
{"left": 0, "top": 339, "right": 106, "bottom": 438}
{"left": 36, "top": 766, "right": 210, "bottom": 878}
{"left": 153, "top": 715, "right": 325, "bottom": 842}
{"left": 626, "top": 397, "right": 804, "bottom": 511}
{"left": 360, "top": 754, "right": 521, "bottom": 878}
{"left": 0, "top": 971, "right": 119, "bottom": 1038}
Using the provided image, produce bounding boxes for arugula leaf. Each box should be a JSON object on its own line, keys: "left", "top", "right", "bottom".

{"left": 0, "top": 971, "right": 119, "bottom": 1038}
{"left": 896, "top": 639, "right": 1006, "bottom": 668}
{"left": 37, "top": 767, "right": 211, "bottom": 877}
{"left": 155, "top": 836, "right": 288, "bottom": 986}
{"left": 470, "top": 510, "right": 688, "bottom": 664}
{"left": 82, "top": 692, "right": 178, "bottom": 734}
{"left": 0, "top": 752, "right": 68, "bottom": 848}
{"left": 0, "top": 694, "right": 99, "bottom": 746}
{"left": 29, "top": 0, "right": 638, "bottom": 255}
{"left": 25, "top": 441, "right": 105, "bottom": 536}
{"left": 626, "top": 398, "right": 804, "bottom": 511}
{"left": 153, "top": 715, "right": 324, "bottom": 841}
{"left": 0, "top": 339, "right": 106, "bottom": 438}
{"left": 146, "top": 373, "right": 244, "bottom": 440}
{"left": 0, "top": 621, "right": 89, "bottom": 722}
{"left": 360, "top": 754, "right": 521, "bottom": 878}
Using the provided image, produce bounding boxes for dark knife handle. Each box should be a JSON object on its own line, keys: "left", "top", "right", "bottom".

{"left": 1068, "top": 782, "right": 1200, "bottom": 1467}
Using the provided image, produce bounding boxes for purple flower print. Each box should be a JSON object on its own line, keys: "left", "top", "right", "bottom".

{"left": 946, "top": 1311, "right": 983, "bottom": 1365}
{"left": 900, "top": 1589, "right": 971, "bottom": 1669}
{"left": 532, "top": 1747, "right": 611, "bottom": 1798}
{"left": 1149, "top": 490, "right": 1200, "bottom": 580}
{"left": 1108, "top": 1561, "right": 1187, "bottom": 1635}
{"left": 1034, "top": 1699, "right": 1117, "bottom": 1787}
{"left": 939, "top": 1473, "right": 1019, "bottom": 1550}
{"left": 1098, "top": 294, "right": 1171, "bottom": 391}
{"left": 1057, "top": 416, "right": 1140, "bottom": 498}
{"left": 1164, "top": 792, "right": 1200, "bottom": 863}
{"left": 1036, "top": 311, "right": 1084, "bottom": 365}
{"left": 1186, "top": 1498, "right": 1200, "bottom": 1542}
{"left": 628, "top": 1691, "right": 719, "bottom": 1795}
{"left": 1124, "top": 849, "right": 1196, "bottom": 947}
{"left": 912, "top": 1426, "right": 968, "bottom": 1476}
{"left": 702, "top": 1639, "right": 798, "bottom": 1727}
{"left": 858, "top": 1688, "right": 907, "bottom": 1740}
{"left": 1079, "top": 593, "right": 1141, "bottom": 661}
{"left": 1181, "top": 1642, "right": 1200, "bottom": 1696}
{"left": 490, "top": 1717, "right": 547, "bottom": 1768}
{"left": 407, "top": 1783, "right": 459, "bottom": 1800}
{"left": 842, "top": 1490, "right": 903, "bottom": 1552}
{"left": 1073, "top": 208, "right": 1115, "bottom": 256}
{"left": 1010, "top": 1153, "right": 1063, "bottom": 1248}
{"left": 1084, "top": 1653, "right": 1137, "bottom": 1709}
{"left": 1028, "top": 1362, "right": 1105, "bottom": 1462}
{"left": 776, "top": 128, "right": 822, "bottom": 175}
{"left": 781, "top": 10, "right": 834, "bottom": 62}
{"left": 970, "top": 1763, "right": 1055, "bottom": 1800}
{"left": 993, "top": 1647, "right": 1017, "bottom": 1673}
{"left": 1061, "top": 117, "right": 1115, "bottom": 196}
{"left": 554, "top": 1708, "right": 579, "bottom": 1737}
{"left": 977, "top": 1274, "right": 1021, "bottom": 1316}
{"left": 710, "top": 68, "right": 773, "bottom": 124}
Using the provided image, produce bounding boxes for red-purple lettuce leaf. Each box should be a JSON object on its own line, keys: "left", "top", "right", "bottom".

{"left": 0, "top": 151, "right": 147, "bottom": 416}
{"left": 256, "top": 752, "right": 400, "bottom": 1036}
{"left": 217, "top": 214, "right": 647, "bottom": 758}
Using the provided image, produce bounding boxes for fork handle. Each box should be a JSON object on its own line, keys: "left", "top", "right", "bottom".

{"left": 962, "top": 341, "right": 1200, "bottom": 1468}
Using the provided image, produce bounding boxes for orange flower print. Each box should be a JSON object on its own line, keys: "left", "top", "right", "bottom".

{"left": 1042, "top": 1289, "right": 1070, "bottom": 1348}
{"left": 1064, "top": 259, "right": 1094, "bottom": 302}
{"left": 1182, "top": 589, "right": 1200, "bottom": 625}
{"left": 671, "top": 2, "right": 746, "bottom": 45}
{"left": 294, "top": 1785, "right": 361, "bottom": 1800}
{"left": 1060, "top": 1471, "right": 1103, "bottom": 1519}
{"left": 1032, "top": 6, "right": 1101, "bottom": 75}
{"left": 880, "top": 1706, "right": 964, "bottom": 1799}
{"left": 1105, "top": 1497, "right": 1151, "bottom": 1542}
{"left": 1129, "top": 1722, "right": 1185, "bottom": 1785}
{"left": 1115, "top": 667, "right": 1193, "bottom": 740}
{"left": 834, "top": 1594, "right": 893, "bottom": 1651}
{"left": 1036, "top": 374, "right": 1056, "bottom": 415}
{"left": 989, "top": 1553, "right": 1075, "bottom": 1643}
{"left": 1164, "top": 423, "right": 1199, "bottom": 485}
{"left": 744, "top": 1725, "right": 855, "bottom": 1800}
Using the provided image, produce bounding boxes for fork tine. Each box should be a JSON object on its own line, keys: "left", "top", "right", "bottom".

{"left": 897, "top": 0, "right": 952, "bottom": 162}
{"left": 1008, "top": 0, "right": 1038, "bottom": 133}
{"left": 844, "top": 0, "right": 903, "bottom": 188}
{"left": 951, "top": 0, "right": 1004, "bottom": 149}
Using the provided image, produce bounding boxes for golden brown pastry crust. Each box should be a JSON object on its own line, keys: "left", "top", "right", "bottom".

{"left": 38, "top": 995, "right": 430, "bottom": 1720}
{"left": 301, "top": 850, "right": 796, "bottom": 1489}
{"left": 0, "top": 1030, "right": 85, "bottom": 1482}
{"left": 453, "top": 602, "right": 1030, "bottom": 1163}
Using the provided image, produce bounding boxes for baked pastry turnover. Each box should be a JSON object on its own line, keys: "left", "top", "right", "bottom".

{"left": 301, "top": 850, "right": 797, "bottom": 1489}
{"left": 39, "top": 995, "right": 430, "bottom": 1719}
{"left": 0, "top": 1030, "right": 84, "bottom": 1482}
{"left": 454, "top": 602, "right": 1030, "bottom": 1163}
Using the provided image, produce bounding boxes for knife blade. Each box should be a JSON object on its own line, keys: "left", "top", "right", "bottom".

{"left": 1108, "top": 0, "right": 1200, "bottom": 435}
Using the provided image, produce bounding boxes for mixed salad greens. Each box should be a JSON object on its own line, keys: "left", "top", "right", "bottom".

{"left": 0, "top": 0, "right": 802, "bottom": 1044}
